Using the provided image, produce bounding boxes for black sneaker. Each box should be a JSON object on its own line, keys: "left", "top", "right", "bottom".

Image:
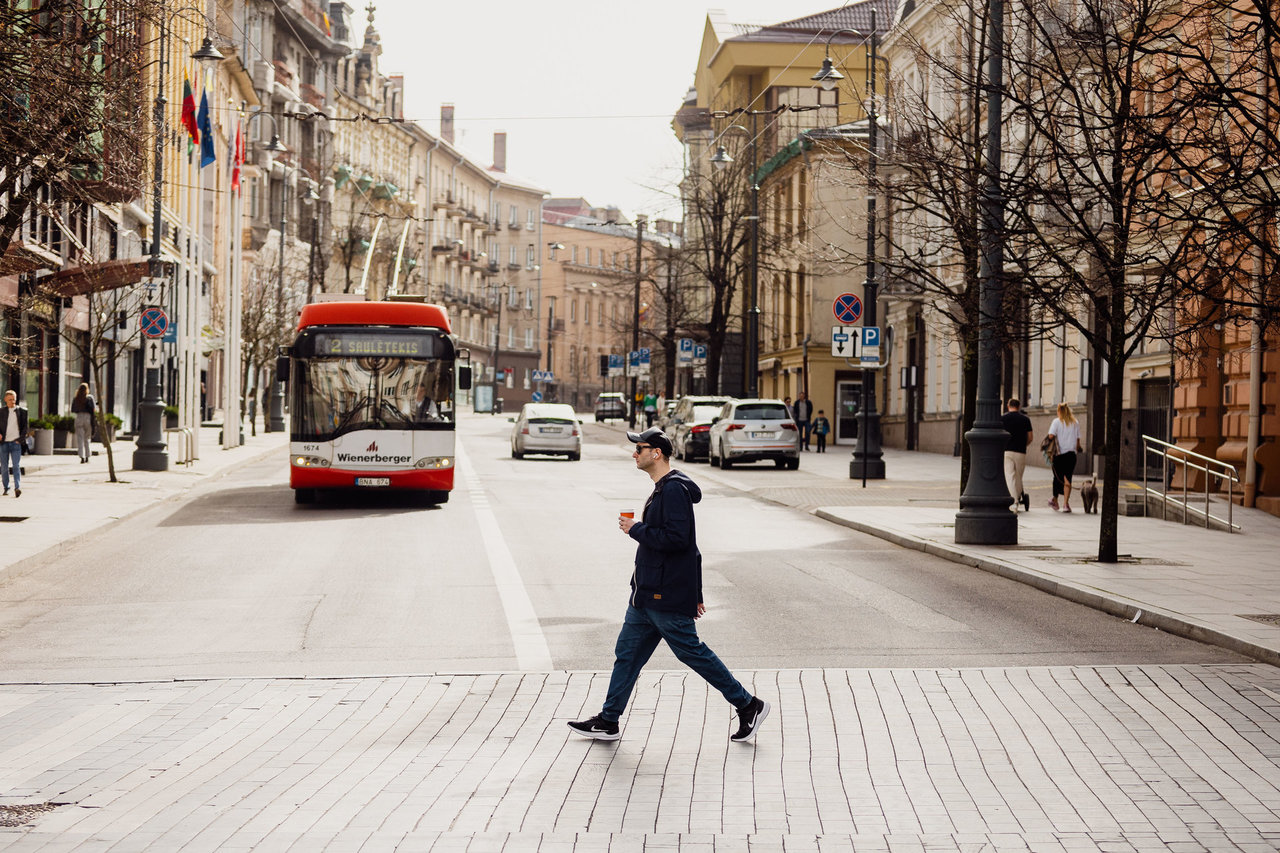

{"left": 567, "top": 714, "right": 620, "bottom": 741}
{"left": 1021, "top": 493, "right": 1030, "bottom": 512}
{"left": 731, "top": 697, "right": 770, "bottom": 743}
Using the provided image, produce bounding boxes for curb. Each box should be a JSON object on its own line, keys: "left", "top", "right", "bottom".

{"left": 813, "top": 508, "right": 1280, "bottom": 668}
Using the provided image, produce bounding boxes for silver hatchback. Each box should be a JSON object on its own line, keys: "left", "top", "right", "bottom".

{"left": 707, "top": 399, "right": 800, "bottom": 470}
{"left": 511, "top": 403, "right": 582, "bottom": 460}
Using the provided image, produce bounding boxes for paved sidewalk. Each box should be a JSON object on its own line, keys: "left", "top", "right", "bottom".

{"left": 1, "top": 425, "right": 289, "bottom": 576}
{"left": 683, "top": 434, "right": 1280, "bottom": 668}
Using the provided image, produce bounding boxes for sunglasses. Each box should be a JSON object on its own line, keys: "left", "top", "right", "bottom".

{"left": 632, "top": 444, "right": 656, "bottom": 452}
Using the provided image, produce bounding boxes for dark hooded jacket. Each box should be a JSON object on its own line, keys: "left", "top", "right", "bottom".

{"left": 627, "top": 469, "right": 703, "bottom": 617}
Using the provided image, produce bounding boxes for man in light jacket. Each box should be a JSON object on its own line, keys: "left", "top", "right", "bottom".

{"left": 1, "top": 390, "right": 29, "bottom": 497}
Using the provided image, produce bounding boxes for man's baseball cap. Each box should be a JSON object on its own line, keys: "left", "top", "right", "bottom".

{"left": 627, "top": 427, "right": 673, "bottom": 457}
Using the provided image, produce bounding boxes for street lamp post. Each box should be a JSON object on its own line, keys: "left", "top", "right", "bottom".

{"left": 812, "top": 18, "right": 886, "bottom": 481}
{"left": 135, "top": 20, "right": 224, "bottom": 472}
{"left": 629, "top": 216, "right": 646, "bottom": 428}
{"left": 954, "top": 0, "right": 1018, "bottom": 543}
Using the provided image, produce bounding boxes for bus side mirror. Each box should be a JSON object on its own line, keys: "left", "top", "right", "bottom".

{"left": 275, "top": 355, "right": 290, "bottom": 383}
{"left": 458, "top": 365, "right": 473, "bottom": 390}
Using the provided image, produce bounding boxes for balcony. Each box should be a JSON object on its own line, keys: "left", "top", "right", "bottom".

{"left": 300, "top": 82, "right": 325, "bottom": 110}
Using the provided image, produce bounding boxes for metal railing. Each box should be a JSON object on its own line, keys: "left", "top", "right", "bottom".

{"left": 1141, "top": 435, "right": 1240, "bottom": 532}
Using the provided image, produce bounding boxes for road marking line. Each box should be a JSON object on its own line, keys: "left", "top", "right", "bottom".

{"left": 455, "top": 441, "right": 554, "bottom": 671}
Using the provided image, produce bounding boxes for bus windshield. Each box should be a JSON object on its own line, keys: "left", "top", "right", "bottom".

{"left": 295, "top": 356, "right": 455, "bottom": 439}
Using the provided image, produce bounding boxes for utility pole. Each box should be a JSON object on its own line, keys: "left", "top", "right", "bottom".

{"left": 629, "top": 215, "right": 646, "bottom": 428}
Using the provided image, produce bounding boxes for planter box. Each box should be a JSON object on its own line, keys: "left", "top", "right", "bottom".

{"left": 54, "top": 428, "right": 72, "bottom": 449}
{"left": 32, "top": 428, "right": 54, "bottom": 455}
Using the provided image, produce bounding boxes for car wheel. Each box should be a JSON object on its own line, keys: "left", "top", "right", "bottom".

{"left": 294, "top": 488, "right": 316, "bottom": 505}
{"left": 709, "top": 448, "right": 720, "bottom": 467}
{"left": 774, "top": 459, "right": 786, "bottom": 469}
{"left": 720, "top": 444, "right": 733, "bottom": 469}
{"left": 568, "top": 451, "right": 581, "bottom": 461}
{"left": 788, "top": 458, "right": 800, "bottom": 470}
{"left": 512, "top": 446, "right": 523, "bottom": 459}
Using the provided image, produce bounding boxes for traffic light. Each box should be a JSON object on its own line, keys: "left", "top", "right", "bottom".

{"left": 599, "top": 354, "right": 609, "bottom": 377}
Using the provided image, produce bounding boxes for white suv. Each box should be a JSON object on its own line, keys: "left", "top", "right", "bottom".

{"left": 708, "top": 399, "right": 800, "bottom": 470}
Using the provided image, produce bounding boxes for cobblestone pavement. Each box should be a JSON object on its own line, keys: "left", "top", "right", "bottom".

{"left": 3, "top": 665, "right": 1280, "bottom": 851}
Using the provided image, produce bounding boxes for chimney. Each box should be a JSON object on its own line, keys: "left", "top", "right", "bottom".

{"left": 492, "top": 131, "right": 507, "bottom": 173}
{"left": 441, "top": 104, "right": 455, "bottom": 144}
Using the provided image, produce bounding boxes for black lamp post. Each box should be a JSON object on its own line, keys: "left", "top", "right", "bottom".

{"left": 628, "top": 216, "right": 646, "bottom": 427}
{"left": 954, "top": 0, "right": 1018, "bottom": 543}
{"left": 812, "top": 18, "right": 886, "bottom": 481}
{"left": 135, "top": 22, "right": 223, "bottom": 471}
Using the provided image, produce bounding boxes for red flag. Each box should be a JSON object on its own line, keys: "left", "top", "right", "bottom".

{"left": 230, "top": 117, "right": 244, "bottom": 191}
{"left": 180, "top": 72, "right": 200, "bottom": 146}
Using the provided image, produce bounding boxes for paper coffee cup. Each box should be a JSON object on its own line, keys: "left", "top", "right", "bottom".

{"left": 620, "top": 511, "right": 634, "bottom": 519}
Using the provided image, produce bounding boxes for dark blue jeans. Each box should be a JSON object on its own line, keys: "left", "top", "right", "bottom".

{"left": 601, "top": 605, "right": 752, "bottom": 722}
{"left": 0, "top": 441, "right": 20, "bottom": 490}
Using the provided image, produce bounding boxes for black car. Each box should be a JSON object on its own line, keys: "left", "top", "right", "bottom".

{"left": 667, "top": 395, "right": 733, "bottom": 462}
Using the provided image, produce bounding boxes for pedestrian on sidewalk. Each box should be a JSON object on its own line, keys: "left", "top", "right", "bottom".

{"left": 643, "top": 392, "right": 658, "bottom": 427}
{"left": 812, "top": 410, "right": 831, "bottom": 452}
{"left": 71, "top": 383, "right": 95, "bottom": 463}
{"left": 568, "top": 427, "right": 770, "bottom": 744}
{"left": 1001, "top": 398, "right": 1033, "bottom": 512}
{"left": 793, "top": 392, "right": 814, "bottom": 450}
{"left": 1, "top": 390, "right": 28, "bottom": 497}
{"left": 1047, "top": 402, "right": 1082, "bottom": 512}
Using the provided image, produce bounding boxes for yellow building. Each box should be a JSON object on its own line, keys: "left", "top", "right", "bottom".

{"left": 674, "top": 3, "right": 885, "bottom": 446}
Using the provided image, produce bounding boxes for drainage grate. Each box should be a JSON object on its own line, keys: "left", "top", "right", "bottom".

{"left": 1040, "top": 555, "right": 1191, "bottom": 566}
{"left": 1238, "top": 614, "right": 1280, "bottom": 626}
{"left": 0, "top": 803, "right": 59, "bottom": 827}
{"left": 0, "top": 516, "right": 27, "bottom": 523}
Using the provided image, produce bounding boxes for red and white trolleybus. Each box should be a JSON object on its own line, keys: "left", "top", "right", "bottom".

{"left": 281, "top": 299, "right": 471, "bottom": 505}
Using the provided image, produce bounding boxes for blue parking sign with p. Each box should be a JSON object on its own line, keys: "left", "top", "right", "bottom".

{"left": 861, "top": 327, "right": 881, "bottom": 347}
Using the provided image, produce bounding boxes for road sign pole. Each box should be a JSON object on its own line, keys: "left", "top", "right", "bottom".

{"left": 133, "top": 308, "right": 169, "bottom": 471}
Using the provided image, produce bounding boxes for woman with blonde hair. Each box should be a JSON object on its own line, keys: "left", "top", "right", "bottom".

{"left": 1047, "top": 401, "right": 1082, "bottom": 511}
{"left": 70, "top": 383, "right": 95, "bottom": 464}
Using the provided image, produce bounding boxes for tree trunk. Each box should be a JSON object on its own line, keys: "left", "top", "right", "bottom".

{"left": 1097, "top": 348, "right": 1126, "bottom": 563}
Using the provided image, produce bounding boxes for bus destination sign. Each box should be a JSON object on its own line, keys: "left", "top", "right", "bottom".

{"left": 313, "top": 333, "right": 431, "bottom": 357}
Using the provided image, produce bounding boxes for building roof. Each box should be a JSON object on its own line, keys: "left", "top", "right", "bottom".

{"left": 725, "top": 0, "right": 896, "bottom": 43}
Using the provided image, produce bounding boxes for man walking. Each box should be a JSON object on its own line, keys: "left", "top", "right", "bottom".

{"left": 568, "top": 427, "right": 769, "bottom": 743}
{"left": 1001, "top": 398, "right": 1033, "bottom": 511}
{"left": 793, "top": 392, "right": 814, "bottom": 450}
{"left": 1, "top": 390, "right": 28, "bottom": 497}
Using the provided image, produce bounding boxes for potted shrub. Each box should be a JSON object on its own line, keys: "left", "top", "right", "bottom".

{"left": 98, "top": 413, "right": 123, "bottom": 445}
{"left": 30, "top": 414, "right": 56, "bottom": 455}
{"left": 54, "top": 414, "right": 76, "bottom": 448}
{"left": 164, "top": 405, "right": 179, "bottom": 429}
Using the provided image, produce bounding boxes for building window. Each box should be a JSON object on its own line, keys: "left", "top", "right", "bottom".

{"left": 598, "top": 301, "right": 604, "bottom": 325}
{"left": 585, "top": 247, "right": 592, "bottom": 266}
{"left": 525, "top": 288, "right": 533, "bottom": 309}
{"left": 508, "top": 286, "right": 518, "bottom": 307}
{"left": 510, "top": 245, "right": 518, "bottom": 266}
{"left": 526, "top": 244, "right": 535, "bottom": 269}
{"left": 525, "top": 328, "right": 534, "bottom": 349}
{"left": 509, "top": 205, "right": 519, "bottom": 226}
{"left": 527, "top": 208, "right": 535, "bottom": 229}
{"left": 569, "top": 299, "right": 576, "bottom": 323}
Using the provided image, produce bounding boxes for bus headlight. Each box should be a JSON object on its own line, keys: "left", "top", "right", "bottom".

{"left": 415, "top": 456, "right": 454, "bottom": 469}
{"left": 293, "top": 455, "right": 331, "bottom": 468}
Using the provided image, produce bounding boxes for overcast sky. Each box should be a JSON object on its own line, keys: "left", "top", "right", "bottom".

{"left": 371, "top": 1, "right": 849, "bottom": 222}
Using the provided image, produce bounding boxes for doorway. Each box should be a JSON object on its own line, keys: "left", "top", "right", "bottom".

{"left": 836, "top": 380, "right": 862, "bottom": 444}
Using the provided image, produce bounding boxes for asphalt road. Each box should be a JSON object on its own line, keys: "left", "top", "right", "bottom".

{"left": 0, "top": 416, "right": 1246, "bottom": 682}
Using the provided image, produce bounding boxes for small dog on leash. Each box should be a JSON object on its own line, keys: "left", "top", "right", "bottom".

{"left": 1080, "top": 476, "right": 1099, "bottom": 514}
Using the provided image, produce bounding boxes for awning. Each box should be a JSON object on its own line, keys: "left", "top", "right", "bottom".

{"left": 40, "top": 257, "right": 151, "bottom": 297}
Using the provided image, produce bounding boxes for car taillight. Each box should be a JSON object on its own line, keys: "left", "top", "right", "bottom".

{"left": 572, "top": 426, "right": 579, "bottom": 436}
{"left": 692, "top": 424, "right": 710, "bottom": 434}
{"left": 521, "top": 426, "right": 529, "bottom": 434}
{"left": 781, "top": 423, "right": 797, "bottom": 430}
{"left": 726, "top": 423, "right": 744, "bottom": 431}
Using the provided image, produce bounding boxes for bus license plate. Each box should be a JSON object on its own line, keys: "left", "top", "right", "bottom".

{"left": 356, "top": 477, "right": 391, "bottom": 487}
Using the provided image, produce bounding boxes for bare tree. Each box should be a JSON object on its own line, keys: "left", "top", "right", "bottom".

{"left": 0, "top": 0, "right": 154, "bottom": 266}
{"left": 678, "top": 156, "right": 755, "bottom": 394}
{"left": 1001, "top": 0, "right": 1219, "bottom": 561}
